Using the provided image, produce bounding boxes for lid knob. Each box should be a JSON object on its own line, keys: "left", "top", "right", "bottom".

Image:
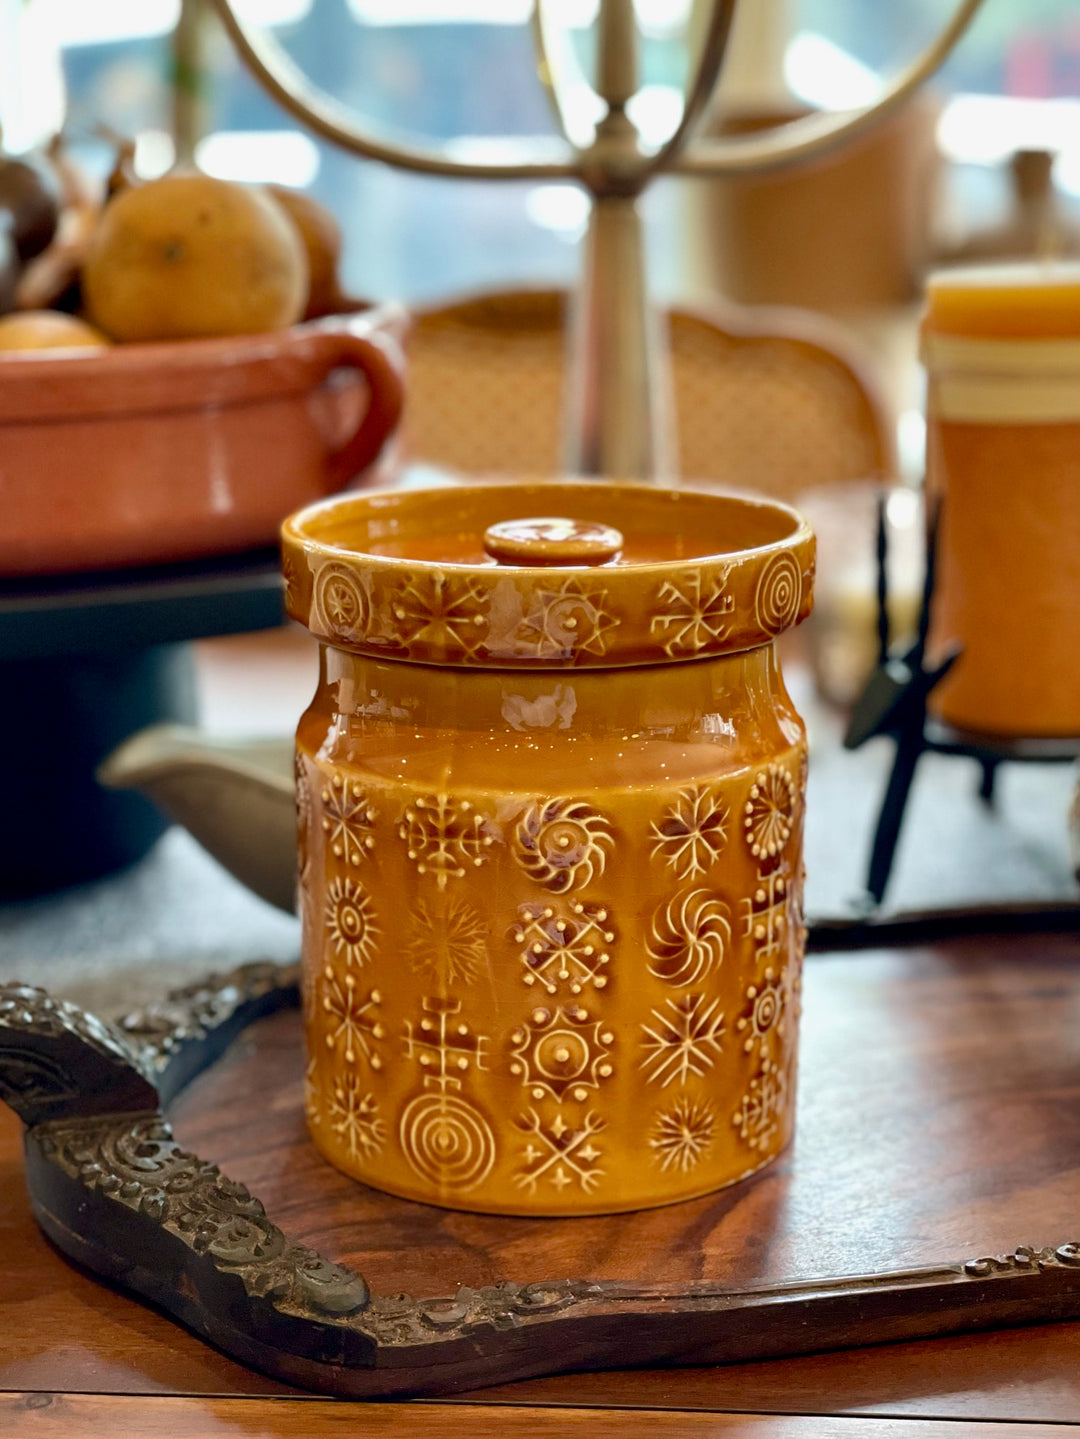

{"left": 483, "top": 516, "right": 623, "bottom": 567}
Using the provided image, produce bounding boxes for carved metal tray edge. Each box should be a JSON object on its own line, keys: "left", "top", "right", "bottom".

{"left": 3, "top": 963, "right": 1080, "bottom": 1400}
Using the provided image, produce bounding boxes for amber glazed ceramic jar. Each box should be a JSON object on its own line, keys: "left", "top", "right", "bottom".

{"left": 282, "top": 482, "right": 815, "bottom": 1215}
{"left": 924, "top": 263, "right": 1080, "bottom": 736}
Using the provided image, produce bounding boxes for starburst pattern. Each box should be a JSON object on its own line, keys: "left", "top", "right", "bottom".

{"left": 515, "top": 1108, "right": 606, "bottom": 1195}
{"left": 514, "top": 797, "right": 613, "bottom": 893}
{"left": 743, "top": 764, "right": 797, "bottom": 861}
{"left": 640, "top": 993, "right": 725, "bottom": 1088}
{"left": 648, "top": 1097, "right": 716, "bottom": 1173}
{"left": 732, "top": 1056, "right": 787, "bottom": 1152}
{"left": 405, "top": 896, "right": 487, "bottom": 986}
{"left": 320, "top": 770, "right": 377, "bottom": 867}
{"left": 649, "top": 786, "right": 729, "bottom": 880}
{"left": 325, "top": 876, "right": 380, "bottom": 967}
{"left": 735, "top": 969, "right": 785, "bottom": 1055}
{"left": 515, "top": 580, "right": 617, "bottom": 660}
{"left": 511, "top": 899, "right": 615, "bottom": 994}
{"left": 390, "top": 570, "right": 487, "bottom": 655}
{"left": 399, "top": 792, "right": 493, "bottom": 890}
{"left": 319, "top": 970, "right": 384, "bottom": 1067}
{"left": 650, "top": 567, "right": 734, "bottom": 655}
{"left": 646, "top": 889, "right": 731, "bottom": 986}
{"left": 328, "top": 1069, "right": 385, "bottom": 1159}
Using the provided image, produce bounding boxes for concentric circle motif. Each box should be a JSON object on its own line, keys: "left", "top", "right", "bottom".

{"left": 398, "top": 1091, "right": 496, "bottom": 1191}
{"left": 754, "top": 551, "right": 802, "bottom": 635}
{"left": 514, "top": 798, "right": 614, "bottom": 893}
{"left": 743, "top": 764, "right": 798, "bottom": 862}
{"left": 534, "top": 1028, "right": 590, "bottom": 1083}
{"left": 312, "top": 562, "right": 369, "bottom": 641}
{"left": 646, "top": 888, "right": 731, "bottom": 986}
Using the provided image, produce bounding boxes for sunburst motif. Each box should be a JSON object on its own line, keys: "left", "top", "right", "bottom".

{"left": 649, "top": 786, "right": 729, "bottom": 880}
{"left": 743, "top": 764, "right": 797, "bottom": 862}
{"left": 325, "top": 876, "right": 380, "bottom": 967}
{"left": 328, "top": 1070, "right": 385, "bottom": 1159}
{"left": 640, "top": 993, "right": 725, "bottom": 1088}
{"left": 405, "top": 896, "right": 487, "bottom": 986}
{"left": 320, "top": 770, "right": 377, "bottom": 866}
{"left": 648, "top": 1097, "right": 716, "bottom": 1173}
{"left": 515, "top": 580, "right": 617, "bottom": 660}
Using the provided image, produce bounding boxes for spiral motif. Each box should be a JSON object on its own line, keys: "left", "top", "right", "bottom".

{"left": 646, "top": 889, "right": 731, "bottom": 986}
{"left": 399, "top": 1092, "right": 495, "bottom": 1191}
{"left": 754, "top": 552, "right": 802, "bottom": 635}
{"left": 514, "top": 798, "right": 614, "bottom": 893}
{"left": 313, "top": 562, "right": 369, "bottom": 640}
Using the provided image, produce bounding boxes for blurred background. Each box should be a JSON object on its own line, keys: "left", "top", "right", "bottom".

{"left": 2, "top": 0, "right": 1079, "bottom": 308}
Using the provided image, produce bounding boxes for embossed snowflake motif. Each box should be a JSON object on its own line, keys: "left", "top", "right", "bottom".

{"left": 514, "top": 797, "right": 613, "bottom": 894}
{"left": 732, "top": 1056, "right": 787, "bottom": 1152}
{"left": 391, "top": 571, "right": 487, "bottom": 654}
{"left": 515, "top": 1108, "right": 606, "bottom": 1195}
{"left": 650, "top": 568, "right": 734, "bottom": 655}
{"left": 735, "top": 969, "right": 784, "bottom": 1055}
{"left": 405, "top": 896, "right": 487, "bottom": 986}
{"left": 399, "top": 793, "right": 493, "bottom": 890}
{"left": 320, "top": 971, "right": 384, "bottom": 1068}
{"left": 743, "top": 764, "right": 798, "bottom": 861}
{"left": 649, "top": 786, "right": 729, "bottom": 880}
{"left": 509, "top": 1004, "right": 615, "bottom": 1103}
{"left": 328, "top": 1070, "right": 385, "bottom": 1159}
{"left": 325, "top": 877, "right": 380, "bottom": 967}
{"left": 511, "top": 899, "right": 615, "bottom": 994}
{"left": 640, "top": 993, "right": 726, "bottom": 1088}
{"left": 320, "top": 770, "right": 376, "bottom": 866}
{"left": 648, "top": 1097, "right": 716, "bottom": 1173}
{"left": 517, "top": 580, "right": 617, "bottom": 660}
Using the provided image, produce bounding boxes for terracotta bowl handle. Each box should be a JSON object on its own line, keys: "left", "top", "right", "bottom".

{"left": 310, "top": 323, "right": 405, "bottom": 488}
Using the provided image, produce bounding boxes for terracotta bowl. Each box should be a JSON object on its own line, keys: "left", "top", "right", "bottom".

{"left": 0, "top": 306, "right": 406, "bottom": 576}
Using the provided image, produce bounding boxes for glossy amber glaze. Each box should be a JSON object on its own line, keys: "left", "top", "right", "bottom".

{"left": 286, "top": 482, "right": 814, "bottom": 1215}
{"left": 923, "top": 265, "right": 1080, "bottom": 736}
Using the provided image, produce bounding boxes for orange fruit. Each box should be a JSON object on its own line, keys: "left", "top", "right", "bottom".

{"left": 82, "top": 171, "right": 309, "bottom": 341}
{"left": 267, "top": 184, "right": 346, "bottom": 319}
{"left": 0, "top": 310, "right": 109, "bottom": 350}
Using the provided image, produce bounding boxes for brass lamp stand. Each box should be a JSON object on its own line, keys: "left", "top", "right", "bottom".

{"left": 208, "top": 0, "right": 984, "bottom": 481}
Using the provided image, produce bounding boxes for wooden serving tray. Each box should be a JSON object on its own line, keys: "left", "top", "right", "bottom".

{"left": 3, "top": 932, "right": 1080, "bottom": 1399}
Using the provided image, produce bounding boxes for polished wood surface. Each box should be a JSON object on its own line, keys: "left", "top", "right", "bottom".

{"left": 1, "top": 1394, "right": 1075, "bottom": 1439}
{"left": 4, "top": 933, "right": 1080, "bottom": 1430}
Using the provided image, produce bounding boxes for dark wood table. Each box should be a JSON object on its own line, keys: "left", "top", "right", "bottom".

{"left": 4, "top": 930, "right": 1080, "bottom": 1436}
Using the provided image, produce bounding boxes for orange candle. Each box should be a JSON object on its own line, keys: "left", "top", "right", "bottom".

{"left": 923, "top": 262, "right": 1080, "bottom": 736}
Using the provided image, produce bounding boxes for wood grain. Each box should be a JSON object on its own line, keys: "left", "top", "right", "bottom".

{"left": 4, "top": 934, "right": 1080, "bottom": 1418}
{"left": 1, "top": 1394, "right": 1076, "bottom": 1438}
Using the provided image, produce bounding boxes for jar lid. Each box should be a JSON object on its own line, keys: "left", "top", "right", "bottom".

{"left": 923, "top": 261, "right": 1080, "bottom": 340}
{"left": 281, "top": 481, "right": 815, "bottom": 668}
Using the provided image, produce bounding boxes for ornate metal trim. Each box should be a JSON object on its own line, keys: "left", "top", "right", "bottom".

{"left": 5, "top": 972, "right": 1080, "bottom": 1399}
